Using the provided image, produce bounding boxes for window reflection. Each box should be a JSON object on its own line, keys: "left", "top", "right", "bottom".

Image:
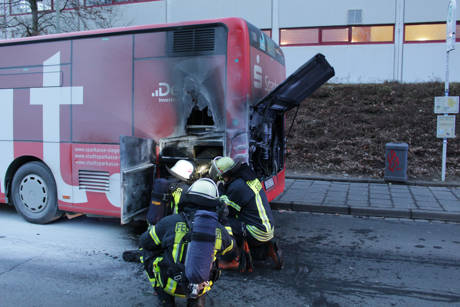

{"left": 10, "top": 0, "right": 53, "bottom": 14}
{"left": 280, "top": 28, "right": 319, "bottom": 46}
{"left": 321, "top": 28, "right": 349, "bottom": 43}
{"left": 352, "top": 25, "right": 393, "bottom": 43}
{"left": 405, "top": 23, "right": 445, "bottom": 42}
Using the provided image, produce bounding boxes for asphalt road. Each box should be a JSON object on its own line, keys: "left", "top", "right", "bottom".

{"left": 1, "top": 205, "right": 460, "bottom": 306}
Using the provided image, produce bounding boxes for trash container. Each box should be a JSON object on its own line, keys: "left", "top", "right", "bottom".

{"left": 384, "top": 143, "right": 408, "bottom": 182}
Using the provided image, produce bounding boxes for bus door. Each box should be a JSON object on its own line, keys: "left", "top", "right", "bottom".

{"left": 120, "top": 135, "right": 156, "bottom": 224}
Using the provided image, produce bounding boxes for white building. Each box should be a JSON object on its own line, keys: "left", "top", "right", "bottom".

{"left": 2, "top": 0, "right": 459, "bottom": 83}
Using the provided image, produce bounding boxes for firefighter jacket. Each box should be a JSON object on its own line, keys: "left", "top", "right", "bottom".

{"left": 139, "top": 207, "right": 234, "bottom": 298}
{"left": 168, "top": 181, "right": 189, "bottom": 214}
{"left": 148, "top": 179, "right": 189, "bottom": 225}
{"left": 221, "top": 163, "right": 275, "bottom": 242}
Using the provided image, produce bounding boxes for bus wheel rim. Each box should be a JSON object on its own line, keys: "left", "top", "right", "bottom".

{"left": 18, "top": 174, "right": 48, "bottom": 214}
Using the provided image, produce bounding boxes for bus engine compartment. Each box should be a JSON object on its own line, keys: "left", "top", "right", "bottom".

{"left": 249, "top": 53, "right": 335, "bottom": 180}
{"left": 158, "top": 53, "right": 335, "bottom": 183}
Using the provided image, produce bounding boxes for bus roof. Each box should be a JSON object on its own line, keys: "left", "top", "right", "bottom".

{"left": 0, "top": 17, "right": 246, "bottom": 46}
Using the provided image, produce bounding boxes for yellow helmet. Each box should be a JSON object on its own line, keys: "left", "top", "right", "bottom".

{"left": 209, "top": 156, "right": 235, "bottom": 181}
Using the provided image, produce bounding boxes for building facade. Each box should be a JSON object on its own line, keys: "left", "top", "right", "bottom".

{"left": 1, "top": 0, "right": 459, "bottom": 83}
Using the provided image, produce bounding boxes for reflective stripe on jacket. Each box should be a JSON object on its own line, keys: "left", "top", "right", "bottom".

{"left": 222, "top": 178, "right": 274, "bottom": 242}
{"left": 139, "top": 212, "right": 234, "bottom": 297}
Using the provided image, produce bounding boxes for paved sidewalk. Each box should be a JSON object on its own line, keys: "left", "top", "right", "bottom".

{"left": 271, "top": 177, "right": 460, "bottom": 223}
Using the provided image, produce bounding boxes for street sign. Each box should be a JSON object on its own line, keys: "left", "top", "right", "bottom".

{"left": 447, "top": 0, "right": 457, "bottom": 52}
{"left": 434, "top": 96, "right": 459, "bottom": 114}
{"left": 437, "top": 115, "right": 456, "bottom": 138}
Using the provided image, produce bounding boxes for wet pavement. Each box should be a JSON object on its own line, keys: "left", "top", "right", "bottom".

{"left": 272, "top": 176, "right": 460, "bottom": 223}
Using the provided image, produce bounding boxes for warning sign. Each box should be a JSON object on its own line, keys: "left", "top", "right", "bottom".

{"left": 436, "top": 115, "right": 456, "bottom": 138}
{"left": 434, "top": 96, "right": 459, "bottom": 114}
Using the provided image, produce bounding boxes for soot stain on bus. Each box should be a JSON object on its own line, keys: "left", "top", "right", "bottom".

{"left": 159, "top": 56, "right": 226, "bottom": 171}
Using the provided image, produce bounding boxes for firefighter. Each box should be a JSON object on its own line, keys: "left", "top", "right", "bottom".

{"left": 139, "top": 178, "right": 235, "bottom": 307}
{"left": 122, "top": 160, "right": 194, "bottom": 263}
{"left": 147, "top": 159, "right": 195, "bottom": 224}
{"left": 209, "top": 156, "right": 283, "bottom": 271}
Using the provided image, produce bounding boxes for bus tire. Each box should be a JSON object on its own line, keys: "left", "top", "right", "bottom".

{"left": 11, "top": 161, "right": 62, "bottom": 224}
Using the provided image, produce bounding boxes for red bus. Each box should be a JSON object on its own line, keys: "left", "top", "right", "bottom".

{"left": 0, "top": 17, "right": 333, "bottom": 224}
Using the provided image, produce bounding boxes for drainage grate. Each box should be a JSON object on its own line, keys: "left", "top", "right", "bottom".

{"left": 78, "top": 170, "right": 110, "bottom": 192}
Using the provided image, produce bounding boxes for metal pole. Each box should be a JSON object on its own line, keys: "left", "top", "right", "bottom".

{"left": 441, "top": 0, "right": 456, "bottom": 182}
{"left": 271, "top": 0, "right": 279, "bottom": 44}
{"left": 442, "top": 50, "right": 449, "bottom": 182}
{"left": 55, "top": 0, "right": 60, "bottom": 34}
{"left": 2, "top": 0, "right": 6, "bottom": 39}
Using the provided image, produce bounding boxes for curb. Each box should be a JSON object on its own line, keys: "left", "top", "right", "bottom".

{"left": 271, "top": 201, "right": 350, "bottom": 215}
{"left": 292, "top": 202, "right": 349, "bottom": 215}
{"left": 286, "top": 174, "right": 460, "bottom": 188}
{"left": 271, "top": 201, "right": 460, "bottom": 223}
{"left": 411, "top": 210, "right": 460, "bottom": 222}
{"left": 349, "top": 207, "right": 410, "bottom": 219}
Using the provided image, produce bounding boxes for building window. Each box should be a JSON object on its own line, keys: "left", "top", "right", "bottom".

{"left": 280, "top": 25, "right": 394, "bottom": 46}
{"left": 0, "top": 1, "right": 5, "bottom": 17}
{"left": 85, "top": 0, "right": 112, "bottom": 6}
{"left": 261, "top": 29, "right": 272, "bottom": 38}
{"left": 405, "top": 23, "right": 445, "bottom": 42}
{"left": 405, "top": 22, "right": 460, "bottom": 42}
{"left": 10, "top": 0, "right": 53, "bottom": 15}
{"left": 280, "top": 28, "right": 319, "bottom": 46}
{"left": 321, "top": 27, "right": 349, "bottom": 43}
{"left": 351, "top": 25, "right": 394, "bottom": 43}
{"left": 84, "top": 0, "right": 157, "bottom": 7}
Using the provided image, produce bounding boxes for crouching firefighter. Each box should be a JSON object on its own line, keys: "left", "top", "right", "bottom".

{"left": 147, "top": 159, "right": 196, "bottom": 225}
{"left": 122, "top": 160, "right": 195, "bottom": 263}
{"left": 209, "top": 156, "right": 283, "bottom": 272}
{"left": 138, "top": 178, "right": 235, "bottom": 307}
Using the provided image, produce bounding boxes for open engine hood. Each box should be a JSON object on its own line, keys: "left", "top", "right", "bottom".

{"left": 254, "top": 53, "right": 335, "bottom": 114}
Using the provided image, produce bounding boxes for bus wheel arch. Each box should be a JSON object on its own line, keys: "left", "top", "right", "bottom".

{"left": 8, "top": 159, "right": 62, "bottom": 224}
{"left": 5, "top": 156, "right": 40, "bottom": 201}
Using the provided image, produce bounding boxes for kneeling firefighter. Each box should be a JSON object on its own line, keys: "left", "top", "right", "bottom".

{"left": 139, "top": 178, "right": 235, "bottom": 307}
{"left": 122, "top": 160, "right": 195, "bottom": 263}
{"left": 209, "top": 156, "right": 283, "bottom": 272}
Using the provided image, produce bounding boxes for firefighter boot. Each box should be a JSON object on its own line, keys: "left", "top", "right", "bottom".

{"left": 187, "top": 294, "right": 206, "bottom": 307}
{"left": 218, "top": 257, "right": 240, "bottom": 270}
{"left": 155, "top": 287, "right": 176, "bottom": 307}
{"left": 239, "top": 240, "right": 253, "bottom": 273}
{"left": 217, "top": 246, "right": 240, "bottom": 270}
{"left": 122, "top": 249, "right": 142, "bottom": 263}
{"left": 267, "top": 240, "right": 283, "bottom": 270}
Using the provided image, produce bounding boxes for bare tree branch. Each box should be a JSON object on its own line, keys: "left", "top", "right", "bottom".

{"left": 2, "top": 0, "right": 127, "bottom": 37}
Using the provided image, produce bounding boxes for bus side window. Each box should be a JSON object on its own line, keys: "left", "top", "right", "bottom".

{"left": 259, "top": 33, "right": 266, "bottom": 51}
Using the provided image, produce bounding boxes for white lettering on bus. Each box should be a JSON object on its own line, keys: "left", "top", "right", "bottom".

{"left": 152, "top": 82, "right": 170, "bottom": 97}
{"left": 0, "top": 89, "right": 14, "bottom": 195}
{"left": 0, "top": 52, "right": 122, "bottom": 208}
{"left": 254, "top": 55, "right": 263, "bottom": 89}
{"left": 31, "top": 52, "right": 88, "bottom": 204}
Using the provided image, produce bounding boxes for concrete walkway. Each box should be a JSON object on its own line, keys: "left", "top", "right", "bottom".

{"left": 271, "top": 177, "right": 460, "bottom": 223}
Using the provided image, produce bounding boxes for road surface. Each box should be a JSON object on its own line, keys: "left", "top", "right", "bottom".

{"left": 1, "top": 205, "right": 460, "bottom": 306}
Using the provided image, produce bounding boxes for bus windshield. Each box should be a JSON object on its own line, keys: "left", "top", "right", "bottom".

{"left": 247, "top": 22, "right": 284, "bottom": 66}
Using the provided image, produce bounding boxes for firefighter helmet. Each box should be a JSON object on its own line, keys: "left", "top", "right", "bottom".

{"left": 187, "top": 178, "right": 219, "bottom": 199}
{"left": 167, "top": 160, "right": 195, "bottom": 181}
{"left": 209, "top": 156, "right": 235, "bottom": 181}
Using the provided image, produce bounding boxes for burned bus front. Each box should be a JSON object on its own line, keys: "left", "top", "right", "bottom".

{"left": 154, "top": 25, "right": 228, "bottom": 170}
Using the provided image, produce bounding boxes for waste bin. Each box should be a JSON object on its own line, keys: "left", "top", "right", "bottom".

{"left": 384, "top": 143, "right": 408, "bottom": 182}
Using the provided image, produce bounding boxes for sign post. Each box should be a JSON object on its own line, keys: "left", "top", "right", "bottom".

{"left": 439, "top": 0, "right": 457, "bottom": 181}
